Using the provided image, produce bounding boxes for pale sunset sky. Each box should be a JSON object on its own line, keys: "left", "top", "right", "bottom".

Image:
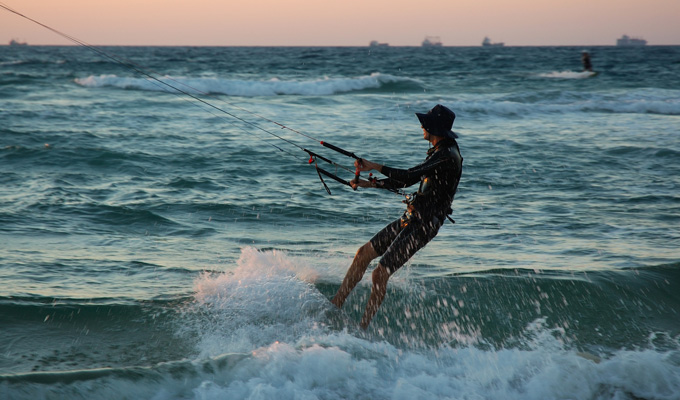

{"left": 2, "top": 0, "right": 679, "bottom": 46}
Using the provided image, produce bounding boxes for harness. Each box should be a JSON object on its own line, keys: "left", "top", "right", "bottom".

{"left": 398, "top": 140, "right": 462, "bottom": 227}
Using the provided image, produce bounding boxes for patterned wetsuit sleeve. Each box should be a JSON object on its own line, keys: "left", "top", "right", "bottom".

{"left": 375, "top": 151, "right": 449, "bottom": 190}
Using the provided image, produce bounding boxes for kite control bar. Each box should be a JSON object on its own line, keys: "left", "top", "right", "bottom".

{"left": 305, "top": 141, "right": 366, "bottom": 194}
{"left": 320, "top": 141, "right": 362, "bottom": 184}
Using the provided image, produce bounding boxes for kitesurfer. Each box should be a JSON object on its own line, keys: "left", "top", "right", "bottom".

{"left": 582, "top": 51, "right": 593, "bottom": 72}
{"left": 331, "top": 104, "right": 463, "bottom": 329}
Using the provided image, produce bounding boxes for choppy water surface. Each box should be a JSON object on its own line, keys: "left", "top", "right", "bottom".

{"left": 1, "top": 45, "right": 679, "bottom": 399}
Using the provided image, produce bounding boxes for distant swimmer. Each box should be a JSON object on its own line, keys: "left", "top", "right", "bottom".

{"left": 331, "top": 104, "right": 463, "bottom": 329}
{"left": 582, "top": 51, "right": 593, "bottom": 72}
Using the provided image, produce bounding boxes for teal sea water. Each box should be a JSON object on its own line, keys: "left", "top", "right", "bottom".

{"left": 1, "top": 45, "right": 680, "bottom": 399}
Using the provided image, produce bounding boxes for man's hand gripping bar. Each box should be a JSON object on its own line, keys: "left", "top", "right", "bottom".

{"left": 320, "top": 141, "right": 362, "bottom": 188}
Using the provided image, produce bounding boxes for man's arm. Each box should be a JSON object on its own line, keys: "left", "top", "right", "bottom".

{"left": 350, "top": 159, "right": 407, "bottom": 190}
{"left": 379, "top": 152, "right": 452, "bottom": 189}
{"left": 352, "top": 152, "right": 450, "bottom": 190}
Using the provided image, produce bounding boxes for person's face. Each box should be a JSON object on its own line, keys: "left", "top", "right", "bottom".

{"left": 422, "top": 127, "right": 431, "bottom": 141}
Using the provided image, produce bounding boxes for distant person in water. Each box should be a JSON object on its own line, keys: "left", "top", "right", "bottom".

{"left": 331, "top": 104, "right": 463, "bottom": 329}
{"left": 582, "top": 51, "right": 593, "bottom": 72}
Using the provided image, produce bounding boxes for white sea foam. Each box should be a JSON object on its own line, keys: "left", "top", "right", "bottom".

{"left": 0, "top": 60, "right": 24, "bottom": 66}
{"left": 186, "top": 323, "right": 680, "bottom": 400}
{"left": 189, "top": 247, "right": 332, "bottom": 356}
{"left": 180, "top": 248, "right": 680, "bottom": 400}
{"left": 7, "top": 330, "right": 677, "bottom": 400}
{"left": 538, "top": 70, "right": 597, "bottom": 79}
{"left": 74, "top": 72, "right": 416, "bottom": 96}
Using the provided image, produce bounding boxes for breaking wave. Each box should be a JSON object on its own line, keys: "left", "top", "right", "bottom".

{"left": 74, "top": 73, "right": 420, "bottom": 96}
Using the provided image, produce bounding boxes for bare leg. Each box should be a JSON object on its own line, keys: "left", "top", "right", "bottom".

{"left": 331, "top": 242, "right": 378, "bottom": 308}
{"left": 360, "top": 264, "right": 390, "bottom": 329}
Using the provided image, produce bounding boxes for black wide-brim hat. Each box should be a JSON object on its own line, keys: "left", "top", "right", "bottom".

{"left": 416, "top": 104, "right": 458, "bottom": 139}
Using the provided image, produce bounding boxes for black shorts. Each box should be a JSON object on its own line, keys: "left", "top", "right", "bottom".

{"left": 370, "top": 213, "right": 444, "bottom": 275}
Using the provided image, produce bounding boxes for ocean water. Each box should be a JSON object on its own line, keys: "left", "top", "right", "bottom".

{"left": 1, "top": 44, "right": 680, "bottom": 399}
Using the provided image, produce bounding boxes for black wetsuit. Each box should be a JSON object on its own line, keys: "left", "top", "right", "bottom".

{"left": 370, "top": 138, "right": 463, "bottom": 274}
{"left": 582, "top": 54, "right": 593, "bottom": 72}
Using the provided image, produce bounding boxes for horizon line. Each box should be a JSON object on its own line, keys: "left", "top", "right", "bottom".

{"left": 3, "top": 43, "right": 678, "bottom": 48}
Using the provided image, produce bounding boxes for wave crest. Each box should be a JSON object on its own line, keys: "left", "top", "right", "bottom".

{"left": 538, "top": 70, "right": 597, "bottom": 79}
{"left": 74, "top": 73, "right": 418, "bottom": 96}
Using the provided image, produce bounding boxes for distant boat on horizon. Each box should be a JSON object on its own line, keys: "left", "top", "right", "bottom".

{"left": 422, "top": 36, "right": 442, "bottom": 47}
{"left": 482, "top": 37, "right": 504, "bottom": 47}
{"left": 369, "top": 40, "right": 389, "bottom": 47}
{"left": 9, "top": 39, "right": 28, "bottom": 46}
{"left": 616, "top": 35, "right": 647, "bottom": 46}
